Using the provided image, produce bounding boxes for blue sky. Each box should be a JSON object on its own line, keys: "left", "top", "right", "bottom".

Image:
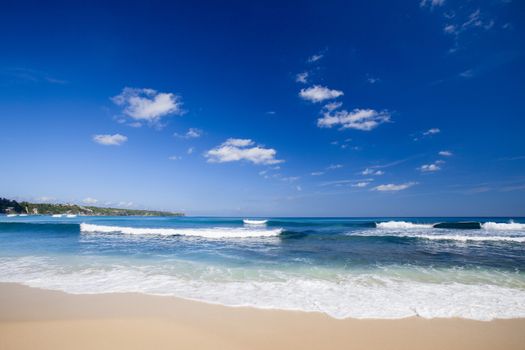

{"left": 1, "top": 0, "right": 524, "bottom": 216}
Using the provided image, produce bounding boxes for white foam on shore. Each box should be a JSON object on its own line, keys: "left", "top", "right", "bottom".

{"left": 376, "top": 221, "right": 433, "bottom": 229}
{"left": 80, "top": 223, "right": 282, "bottom": 238}
{"left": 1, "top": 256, "right": 525, "bottom": 321}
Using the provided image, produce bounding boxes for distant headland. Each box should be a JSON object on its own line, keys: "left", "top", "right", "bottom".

{"left": 0, "top": 197, "right": 184, "bottom": 217}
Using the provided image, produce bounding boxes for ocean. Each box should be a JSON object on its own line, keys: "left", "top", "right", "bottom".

{"left": 1, "top": 215, "right": 524, "bottom": 320}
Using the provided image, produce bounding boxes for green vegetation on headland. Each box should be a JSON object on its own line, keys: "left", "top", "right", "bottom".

{"left": 0, "top": 197, "right": 184, "bottom": 216}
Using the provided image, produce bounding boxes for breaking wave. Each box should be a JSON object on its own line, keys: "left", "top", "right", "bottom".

{"left": 376, "top": 221, "right": 433, "bottom": 229}
{"left": 243, "top": 219, "right": 268, "bottom": 225}
{"left": 80, "top": 223, "right": 282, "bottom": 238}
{"left": 396, "top": 234, "right": 525, "bottom": 243}
{"left": 482, "top": 221, "right": 525, "bottom": 231}
{"left": 355, "top": 220, "right": 525, "bottom": 243}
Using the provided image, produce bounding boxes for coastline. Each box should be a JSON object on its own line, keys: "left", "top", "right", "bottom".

{"left": 1, "top": 283, "right": 524, "bottom": 350}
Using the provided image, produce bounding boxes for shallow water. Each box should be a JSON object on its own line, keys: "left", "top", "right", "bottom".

{"left": 1, "top": 215, "right": 524, "bottom": 320}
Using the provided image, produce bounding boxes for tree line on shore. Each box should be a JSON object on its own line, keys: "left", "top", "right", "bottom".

{"left": 0, "top": 197, "right": 183, "bottom": 216}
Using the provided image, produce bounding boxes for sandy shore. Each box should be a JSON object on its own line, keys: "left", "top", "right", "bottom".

{"left": 1, "top": 283, "right": 524, "bottom": 350}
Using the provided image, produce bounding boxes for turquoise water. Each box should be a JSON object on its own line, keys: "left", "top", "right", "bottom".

{"left": 1, "top": 215, "right": 524, "bottom": 320}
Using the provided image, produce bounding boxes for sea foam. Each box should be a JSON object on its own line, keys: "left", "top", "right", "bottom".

{"left": 376, "top": 221, "right": 433, "bottom": 229}
{"left": 1, "top": 256, "right": 524, "bottom": 321}
{"left": 352, "top": 231, "right": 525, "bottom": 243}
{"left": 404, "top": 234, "right": 525, "bottom": 243}
{"left": 80, "top": 223, "right": 282, "bottom": 238}
{"left": 243, "top": 219, "right": 268, "bottom": 225}
{"left": 356, "top": 220, "right": 525, "bottom": 242}
{"left": 482, "top": 221, "right": 525, "bottom": 231}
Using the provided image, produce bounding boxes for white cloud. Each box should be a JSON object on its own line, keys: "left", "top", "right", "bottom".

{"left": 224, "top": 138, "right": 254, "bottom": 147}
{"left": 373, "top": 182, "right": 417, "bottom": 192}
{"left": 174, "top": 128, "right": 203, "bottom": 139}
{"left": 186, "top": 128, "right": 202, "bottom": 138}
{"left": 311, "top": 171, "right": 324, "bottom": 176}
{"left": 320, "top": 180, "right": 353, "bottom": 187}
{"left": 323, "top": 101, "right": 343, "bottom": 112}
{"left": 320, "top": 179, "right": 374, "bottom": 187}
{"left": 462, "top": 9, "right": 482, "bottom": 29}
{"left": 420, "top": 0, "right": 445, "bottom": 8}
{"left": 205, "top": 138, "right": 283, "bottom": 165}
{"left": 419, "top": 160, "right": 444, "bottom": 172}
{"left": 423, "top": 2, "right": 498, "bottom": 54}
{"left": 168, "top": 155, "right": 181, "bottom": 161}
{"left": 296, "top": 72, "right": 309, "bottom": 83}
{"left": 443, "top": 10, "right": 455, "bottom": 19}
{"left": 327, "top": 164, "right": 343, "bottom": 170}
{"left": 282, "top": 176, "right": 300, "bottom": 182}
{"left": 443, "top": 8, "right": 496, "bottom": 36}
{"left": 308, "top": 54, "right": 323, "bottom": 63}
{"left": 92, "top": 133, "right": 128, "bottom": 146}
{"left": 3, "top": 68, "right": 67, "bottom": 85}
{"left": 423, "top": 128, "right": 440, "bottom": 136}
{"left": 459, "top": 69, "right": 474, "bottom": 78}
{"left": 83, "top": 197, "right": 98, "bottom": 204}
{"left": 483, "top": 20, "right": 494, "bottom": 30}
{"left": 331, "top": 138, "right": 353, "bottom": 151}
{"left": 367, "top": 77, "right": 380, "bottom": 84}
{"left": 419, "top": 164, "right": 440, "bottom": 172}
{"left": 443, "top": 24, "right": 457, "bottom": 34}
{"left": 318, "top": 108, "right": 391, "bottom": 131}
{"left": 118, "top": 201, "right": 134, "bottom": 208}
{"left": 296, "top": 185, "right": 302, "bottom": 191}
{"left": 362, "top": 168, "right": 384, "bottom": 176}
{"left": 112, "top": 87, "right": 183, "bottom": 123}
{"left": 187, "top": 147, "right": 194, "bottom": 155}
{"left": 352, "top": 182, "right": 370, "bottom": 188}
{"left": 439, "top": 150, "right": 453, "bottom": 156}
{"left": 299, "top": 85, "right": 343, "bottom": 103}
